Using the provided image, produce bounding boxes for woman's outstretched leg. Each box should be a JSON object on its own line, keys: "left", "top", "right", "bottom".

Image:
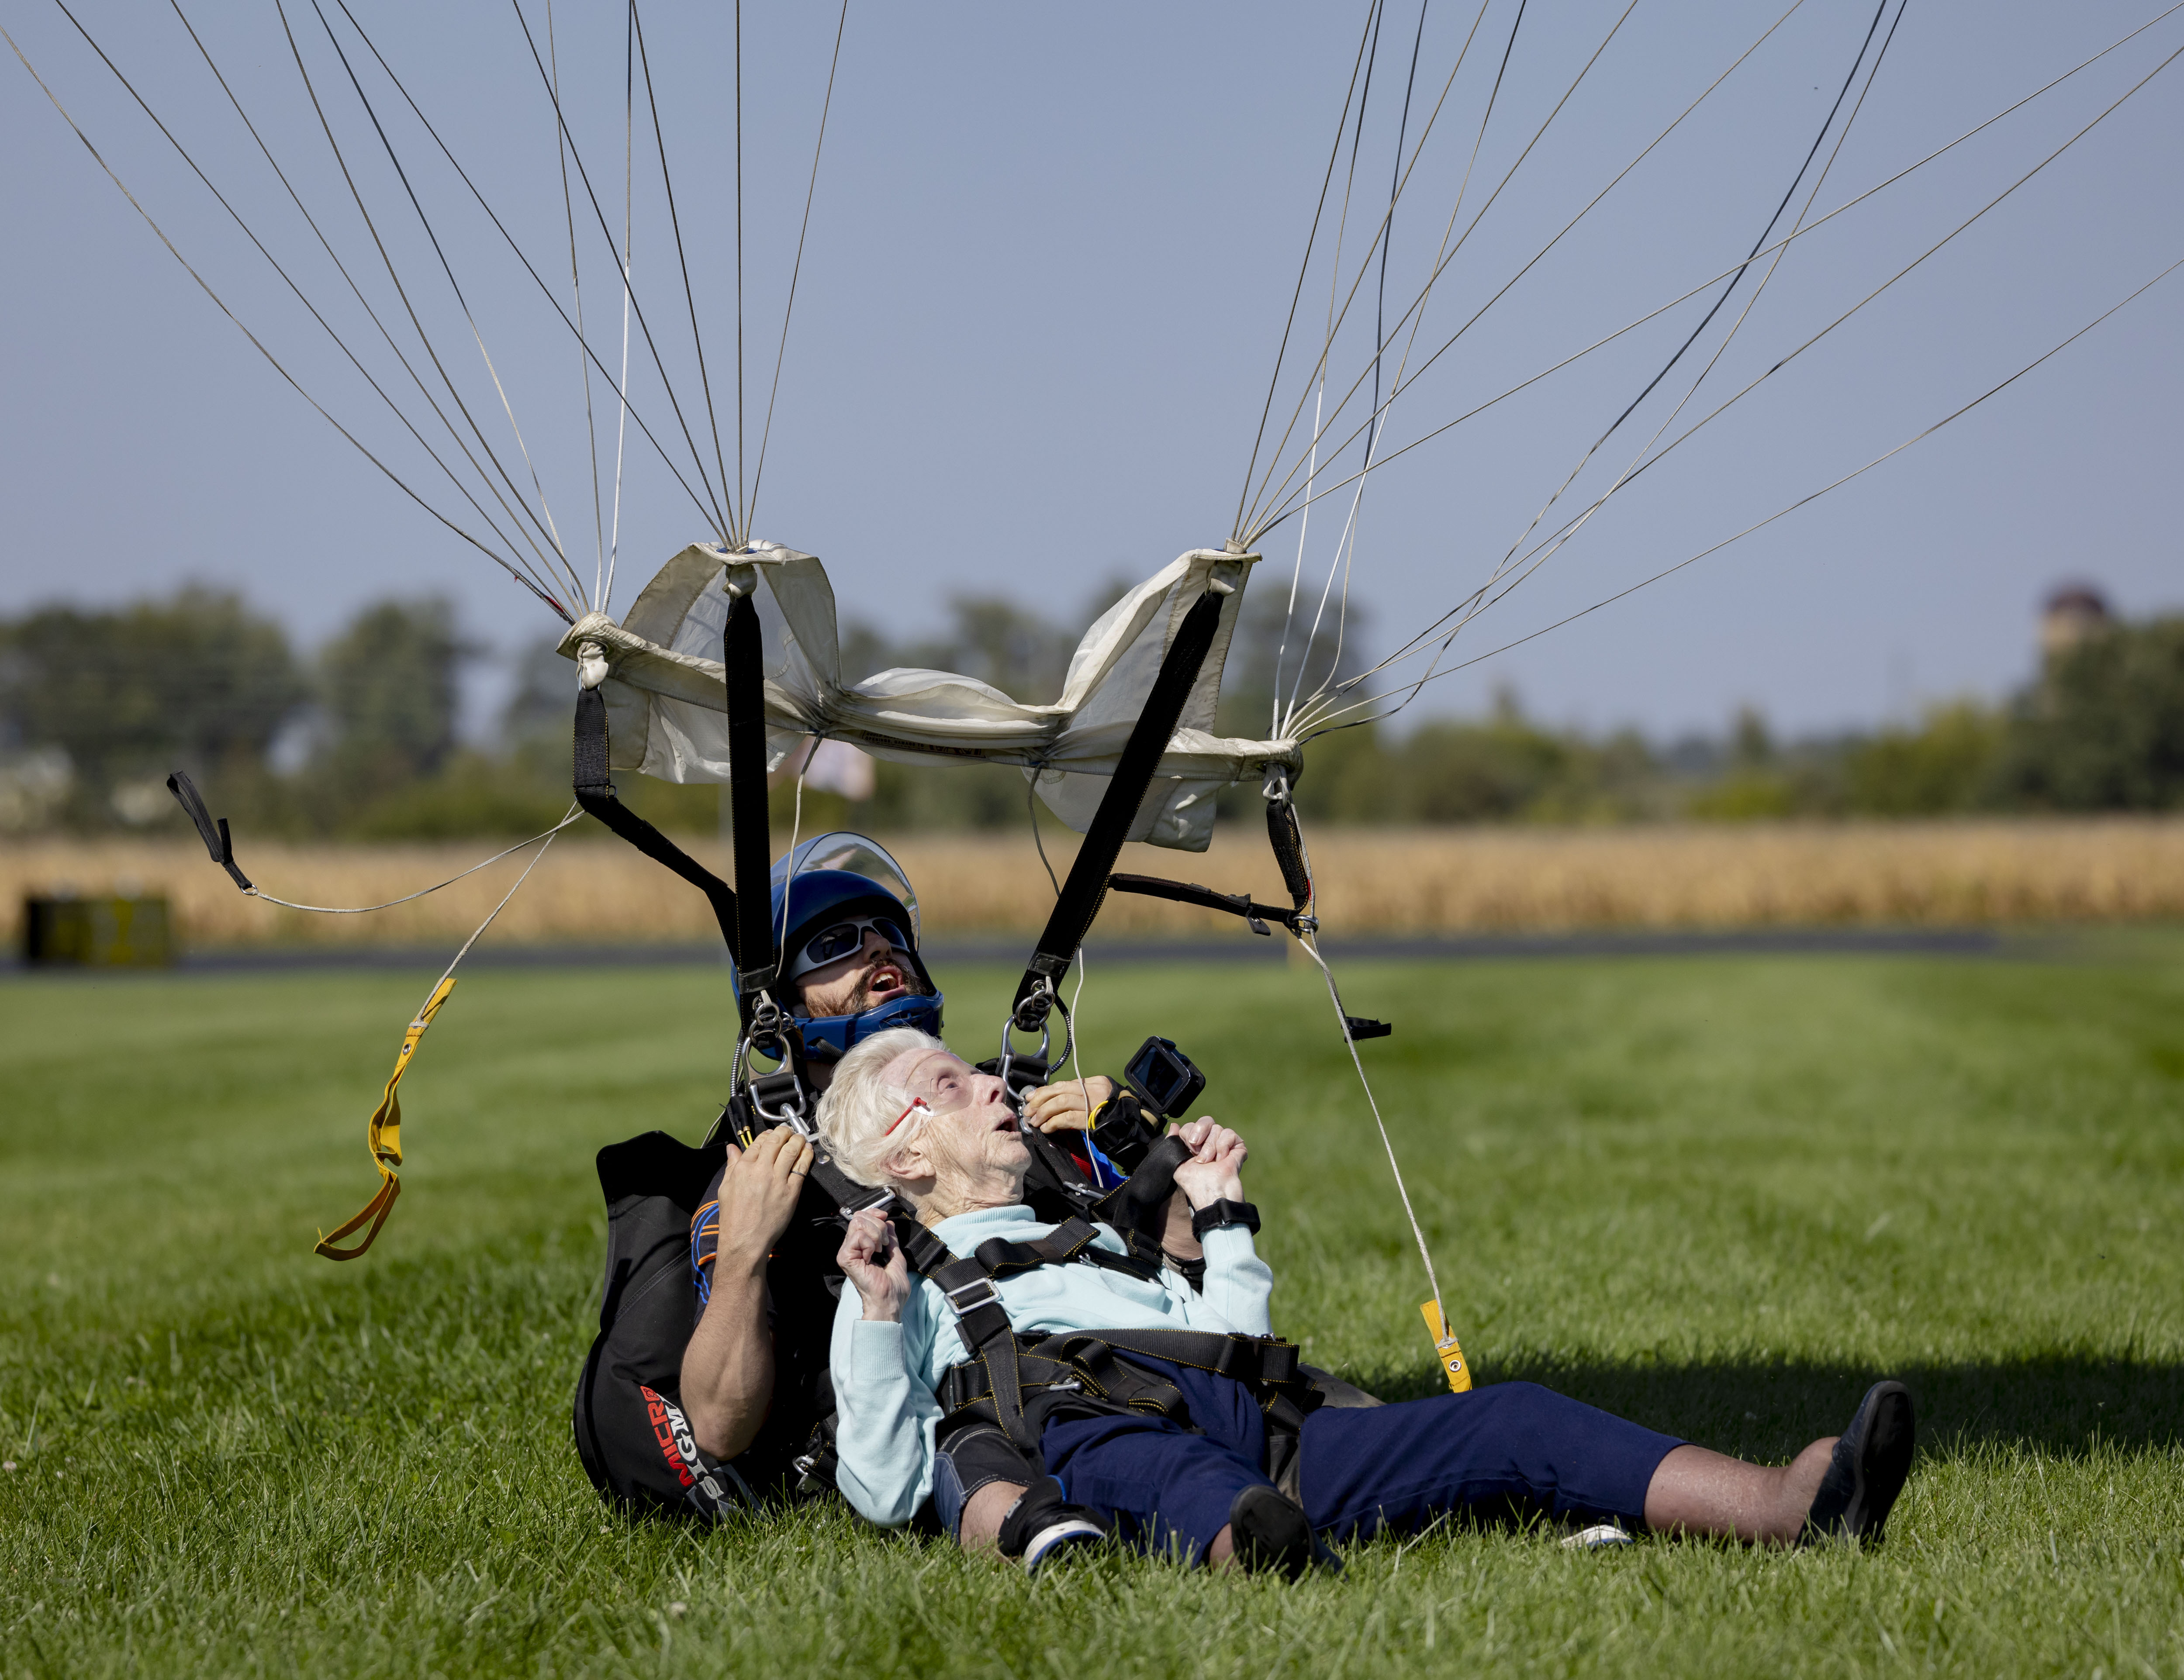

{"left": 1642, "top": 1439, "right": 1834, "bottom": 1544}
{"left": 1645, "top": 1380, "right": 1916, "bottom": 1545}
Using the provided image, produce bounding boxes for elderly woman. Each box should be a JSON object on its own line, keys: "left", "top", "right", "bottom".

{"left": 820, "top": 1028, "right": 1916, "bottom": 1574}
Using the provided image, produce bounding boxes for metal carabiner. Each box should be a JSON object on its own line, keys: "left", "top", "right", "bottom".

{"left": 996, "top": 991, "right": 1071, "bottom": 1094}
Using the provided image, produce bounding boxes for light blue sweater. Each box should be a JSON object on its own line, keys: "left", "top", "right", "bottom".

{"left": 829, "top": 1203, "right": 1273, "bottom": 1526}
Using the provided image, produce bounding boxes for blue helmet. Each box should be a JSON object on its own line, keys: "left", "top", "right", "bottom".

{"left": 764, "top": 832, "right": 942, "bottom": 1062}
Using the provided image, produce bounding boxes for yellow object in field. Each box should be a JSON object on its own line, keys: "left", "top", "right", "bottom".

{"left": 314, "top": 976, "right": 456, "bottom": 1261}
{"left": 1421, "top": 1299, "right": 1472, "bottom": 1393}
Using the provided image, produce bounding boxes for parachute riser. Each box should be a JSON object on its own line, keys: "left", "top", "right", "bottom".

{"left": 1008, "top": 574, "right": 1237, "bottom": 1034}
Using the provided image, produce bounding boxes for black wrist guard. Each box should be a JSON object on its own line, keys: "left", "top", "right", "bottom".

{"left": 1087, "top": 1090, "right": 1157, "bottom": 1171}
{"left": 1189, "top": 1199, "right": 1261, "bottom": 1240}
{"left": 1163, "top": 1251, "right": 1209, "bottom": 1292}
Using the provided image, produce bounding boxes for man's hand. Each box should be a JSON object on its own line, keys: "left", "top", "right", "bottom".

{"left": 713, "top": 1128, "right": 813, "bottom": 1276}
{"left": 838, "top": 1207, "right": 912, "bottom": 1322}
{"left": 1170, "top": 1117, "right": 1247, "bottom": 1210}
{"left": 1021, "top": 1075, "right": 1115, "bottom": 1134}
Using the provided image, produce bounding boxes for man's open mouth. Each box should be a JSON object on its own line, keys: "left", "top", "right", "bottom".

{"left": 866, "top": 963, "right": 904, "bottom": 997}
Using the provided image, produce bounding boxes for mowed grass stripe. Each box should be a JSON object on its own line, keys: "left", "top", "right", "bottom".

{"left": 3, "top": 954, "right": 2181, "bottom": 1677}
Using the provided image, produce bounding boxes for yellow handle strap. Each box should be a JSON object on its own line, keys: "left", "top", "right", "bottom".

{"left": 315, "top": 976, "right": 456, "bottom": 1261}
{"left": 1421, "top": 1299, "right": 1472, "bottom": 1394}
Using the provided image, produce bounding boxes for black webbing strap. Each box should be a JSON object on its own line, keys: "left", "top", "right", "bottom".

{"left": 936, "top": 1327, "right": 1308, "bottom": 1442}
{"left": 1106, "top": 873, "right": 1304, "bottom": 937}
{"left": 571, "top": 686, "right": 741, "bottom": 962}
{"left": 1084, "top": 1327, "right": 1304, "bottom": 1387}
{"left": 931, "top": 1255, "right": 1041, "bottom": 1451}
{"left": 1011, "top": 586, "right": 1229, "bottom": 1020}
{"left": 1019, "top": 1122, "right": 1106, "bottom": 1211}
{"left": 722, "top": 585, "right": 779, "bottom": 1001}
{"left": 970, "top": 1217, "right": 1164, "bottom": 1286}
{"left": 1265, "top": 782, "right": 1313, "bottom": 918}
{"left": 1091, "top": 1133, "right": 1192, "bottom": 1256}
{"left": 165, "top": 772, "right": 253, "bottom": 891}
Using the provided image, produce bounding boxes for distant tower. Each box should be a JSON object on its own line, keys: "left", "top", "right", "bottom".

{"left": 2040, "top": 583, "right": 2112, "bottom": 659}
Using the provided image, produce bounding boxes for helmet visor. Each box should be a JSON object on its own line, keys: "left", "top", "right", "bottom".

{"left": 772, "top": 832, "right": 922, "bottom": 945}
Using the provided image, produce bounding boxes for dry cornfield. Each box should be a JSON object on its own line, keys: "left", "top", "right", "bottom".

{"left": 4, "top": 818, "right": 2182, "bottom": 950}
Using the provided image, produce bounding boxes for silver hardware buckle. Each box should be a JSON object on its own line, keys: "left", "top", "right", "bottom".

{"left": 944, "top": 1277, "right": 1001, "bottom": 1315}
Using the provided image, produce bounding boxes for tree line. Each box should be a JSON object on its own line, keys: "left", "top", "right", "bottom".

{"left": 2, "top": 583, "right": 2179, "bottom": 839}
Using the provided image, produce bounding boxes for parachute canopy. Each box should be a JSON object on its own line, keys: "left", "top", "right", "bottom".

{"left": 557, "top": 542, "right": 1300, "bottom": 851}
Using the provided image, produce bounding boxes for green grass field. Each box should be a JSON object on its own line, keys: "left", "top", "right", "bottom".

{"left": 5, "top": 943, "right": 2183, "bottom": 1677}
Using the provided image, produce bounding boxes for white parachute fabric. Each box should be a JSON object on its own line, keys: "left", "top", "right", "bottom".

{"left": 556, "top": 542, "right": 1301, "bottom": 851}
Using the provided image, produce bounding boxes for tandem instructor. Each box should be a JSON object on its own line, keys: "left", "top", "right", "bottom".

{"left": 818, "top": 1029, "right": 1918, "bottom": 1574}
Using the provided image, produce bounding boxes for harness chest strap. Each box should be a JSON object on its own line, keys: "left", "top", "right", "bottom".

{"left": 314, "top": 976, "right": 456, "bottom": 1261}
{"left": 926, "top": 1214, "right": 1313, "bottom": 1459}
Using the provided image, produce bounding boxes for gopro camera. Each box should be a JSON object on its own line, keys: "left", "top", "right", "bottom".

{"left": 1122, "top": 1036, "right": 1206, "bottom": 1120}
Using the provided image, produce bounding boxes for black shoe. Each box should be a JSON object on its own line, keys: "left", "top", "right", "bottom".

{"left": 1802, "top": 1380, "right": 1916, "bottom": 1545}
{"left": 996, "top": 1480, "right": 1106, "bottom": 1573}
{"left": 1225, "top": 1484, "right": 1326, "bottom": 1580}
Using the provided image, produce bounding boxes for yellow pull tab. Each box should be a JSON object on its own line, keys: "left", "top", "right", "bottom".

{"left": 1421, "top": 1299, "right": 1472, "bottom": 1393}
{"left": 315, "top": 976, "right": 457, "bottom": 1261}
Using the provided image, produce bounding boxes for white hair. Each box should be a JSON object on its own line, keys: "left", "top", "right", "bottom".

{"left": 816, "top": 1027, "right": 947, "bottom": 1188}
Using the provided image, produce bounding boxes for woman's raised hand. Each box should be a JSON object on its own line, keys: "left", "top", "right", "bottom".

{"left": 1171, "top": 1120, "right": 1247, "bottom": 1209}
{"left": 836, "top": 1206, "right": 912, "bottom": 1322}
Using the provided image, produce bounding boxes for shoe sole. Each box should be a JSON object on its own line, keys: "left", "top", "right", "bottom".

{"left": 1022, "top": 1519, "right": 1105, "bottom": 1574}
{"left": 1841, "top": 1380, "right": 1916, "bottom": 1543}
{"left": 1227, "top": 1484, "right": 1315, "bottom": 1580}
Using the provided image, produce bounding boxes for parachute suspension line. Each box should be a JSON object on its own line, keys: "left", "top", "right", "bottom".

{"left": 304, "top": 0, "right": 579, "bottom": 600}
{"left": 1290, "top": 928, "right": 1449, "bottom": 1351}
{"left": 312, "top": 802, "right": 578, "bottom": 1262}
{"left": 327, "top": 0, "right": 729, "bottom": 546}
{"left": 607, "top": 4, "right": 635, "bottom": 616}
{"left": 1281, "top": 0, "right": 1449, "bottom": 739}
{"left": 1026, "top": 776, "right": 1064, "bottom": 900}
{"left": 1269, "top": 383, "right": 1324, "bottom": 738}
{"left": 1272, "top": 0, "right": 1389, "bottom": 736}
{"left": 1344, "top": 0, "right": 1900, "bottom": 730}
{"left": 162, "top": 0, "right": 560, "bottom": 590}
{"left": 57, "top": 0, "right": 570, "bottom": 618}
{"left": 507, "top": 0, "right": 733, "bottom": 540}
{"left": 235, "top": 813, "right": 583, "bottom": 915}
{"left": 0, "top": 19, "right": 570, "bottom": 623}
{"left": 1063, "top": 947, "right": 1094, "bottom": 1103}
{"left": 431, "top": 807, "right": 579, "bottom": 987}
{"left": 1249, "top": 0, "right": 2184, "bottom": 556}
{"left": 734, "top": 0, "right": 747, "bottom": 537}
{"left": 545, "top": 0, "right": 608, "bottom": 606}
{"left": 630, "top": 0, "right": 736, "bottom": 542}
{"left": 1244, "top": 0, "right": 1638, "bottom": 545}
{"left": 278, "top": 0, "right": 584, "bottom": 606}
{"left": 1298, "top": 250, "right": 2184, "bottom": 742}
{"left": 1244, "top": 1, "right": 1814, "bottom": 545}
{"left": 1241, "top": 0, "right": 1501, "bottom": 540}
{"left": 1322, "top": 0, "right": 1437, "bottom": 714}
{"left": 749, "top": 0, "right": 849, "bottom": 539}
{"left": 1488, "top": 0, "right": 1897, "bottom": 594}
{"left": 1232, "top": 0, "right": 1384, "bottom": 542}
{"left": 1472, "top": 0, "right": 1909, "bottom": 678}
{"left": 774, "top": 749, "right": 812, "bottom": 960}
{"left": 1281, "top": 0, "right": 1524, "bottom": 735}
{"left": 1300, "top": 23, "right": 2184, "bottom": 731}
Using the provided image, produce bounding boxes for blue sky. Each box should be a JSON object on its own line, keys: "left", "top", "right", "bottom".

{"left": 3, "top": 1, "right": 2178, "bottom": 741}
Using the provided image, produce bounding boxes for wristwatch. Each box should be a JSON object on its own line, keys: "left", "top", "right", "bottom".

{"left": 1189, "top": 1198, "right": 1261, "bottom": 1240}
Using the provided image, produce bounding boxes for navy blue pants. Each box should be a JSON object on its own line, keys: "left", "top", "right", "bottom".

{"left": 1036, "top": 1362, "right": 1684, "bottom": 1565}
